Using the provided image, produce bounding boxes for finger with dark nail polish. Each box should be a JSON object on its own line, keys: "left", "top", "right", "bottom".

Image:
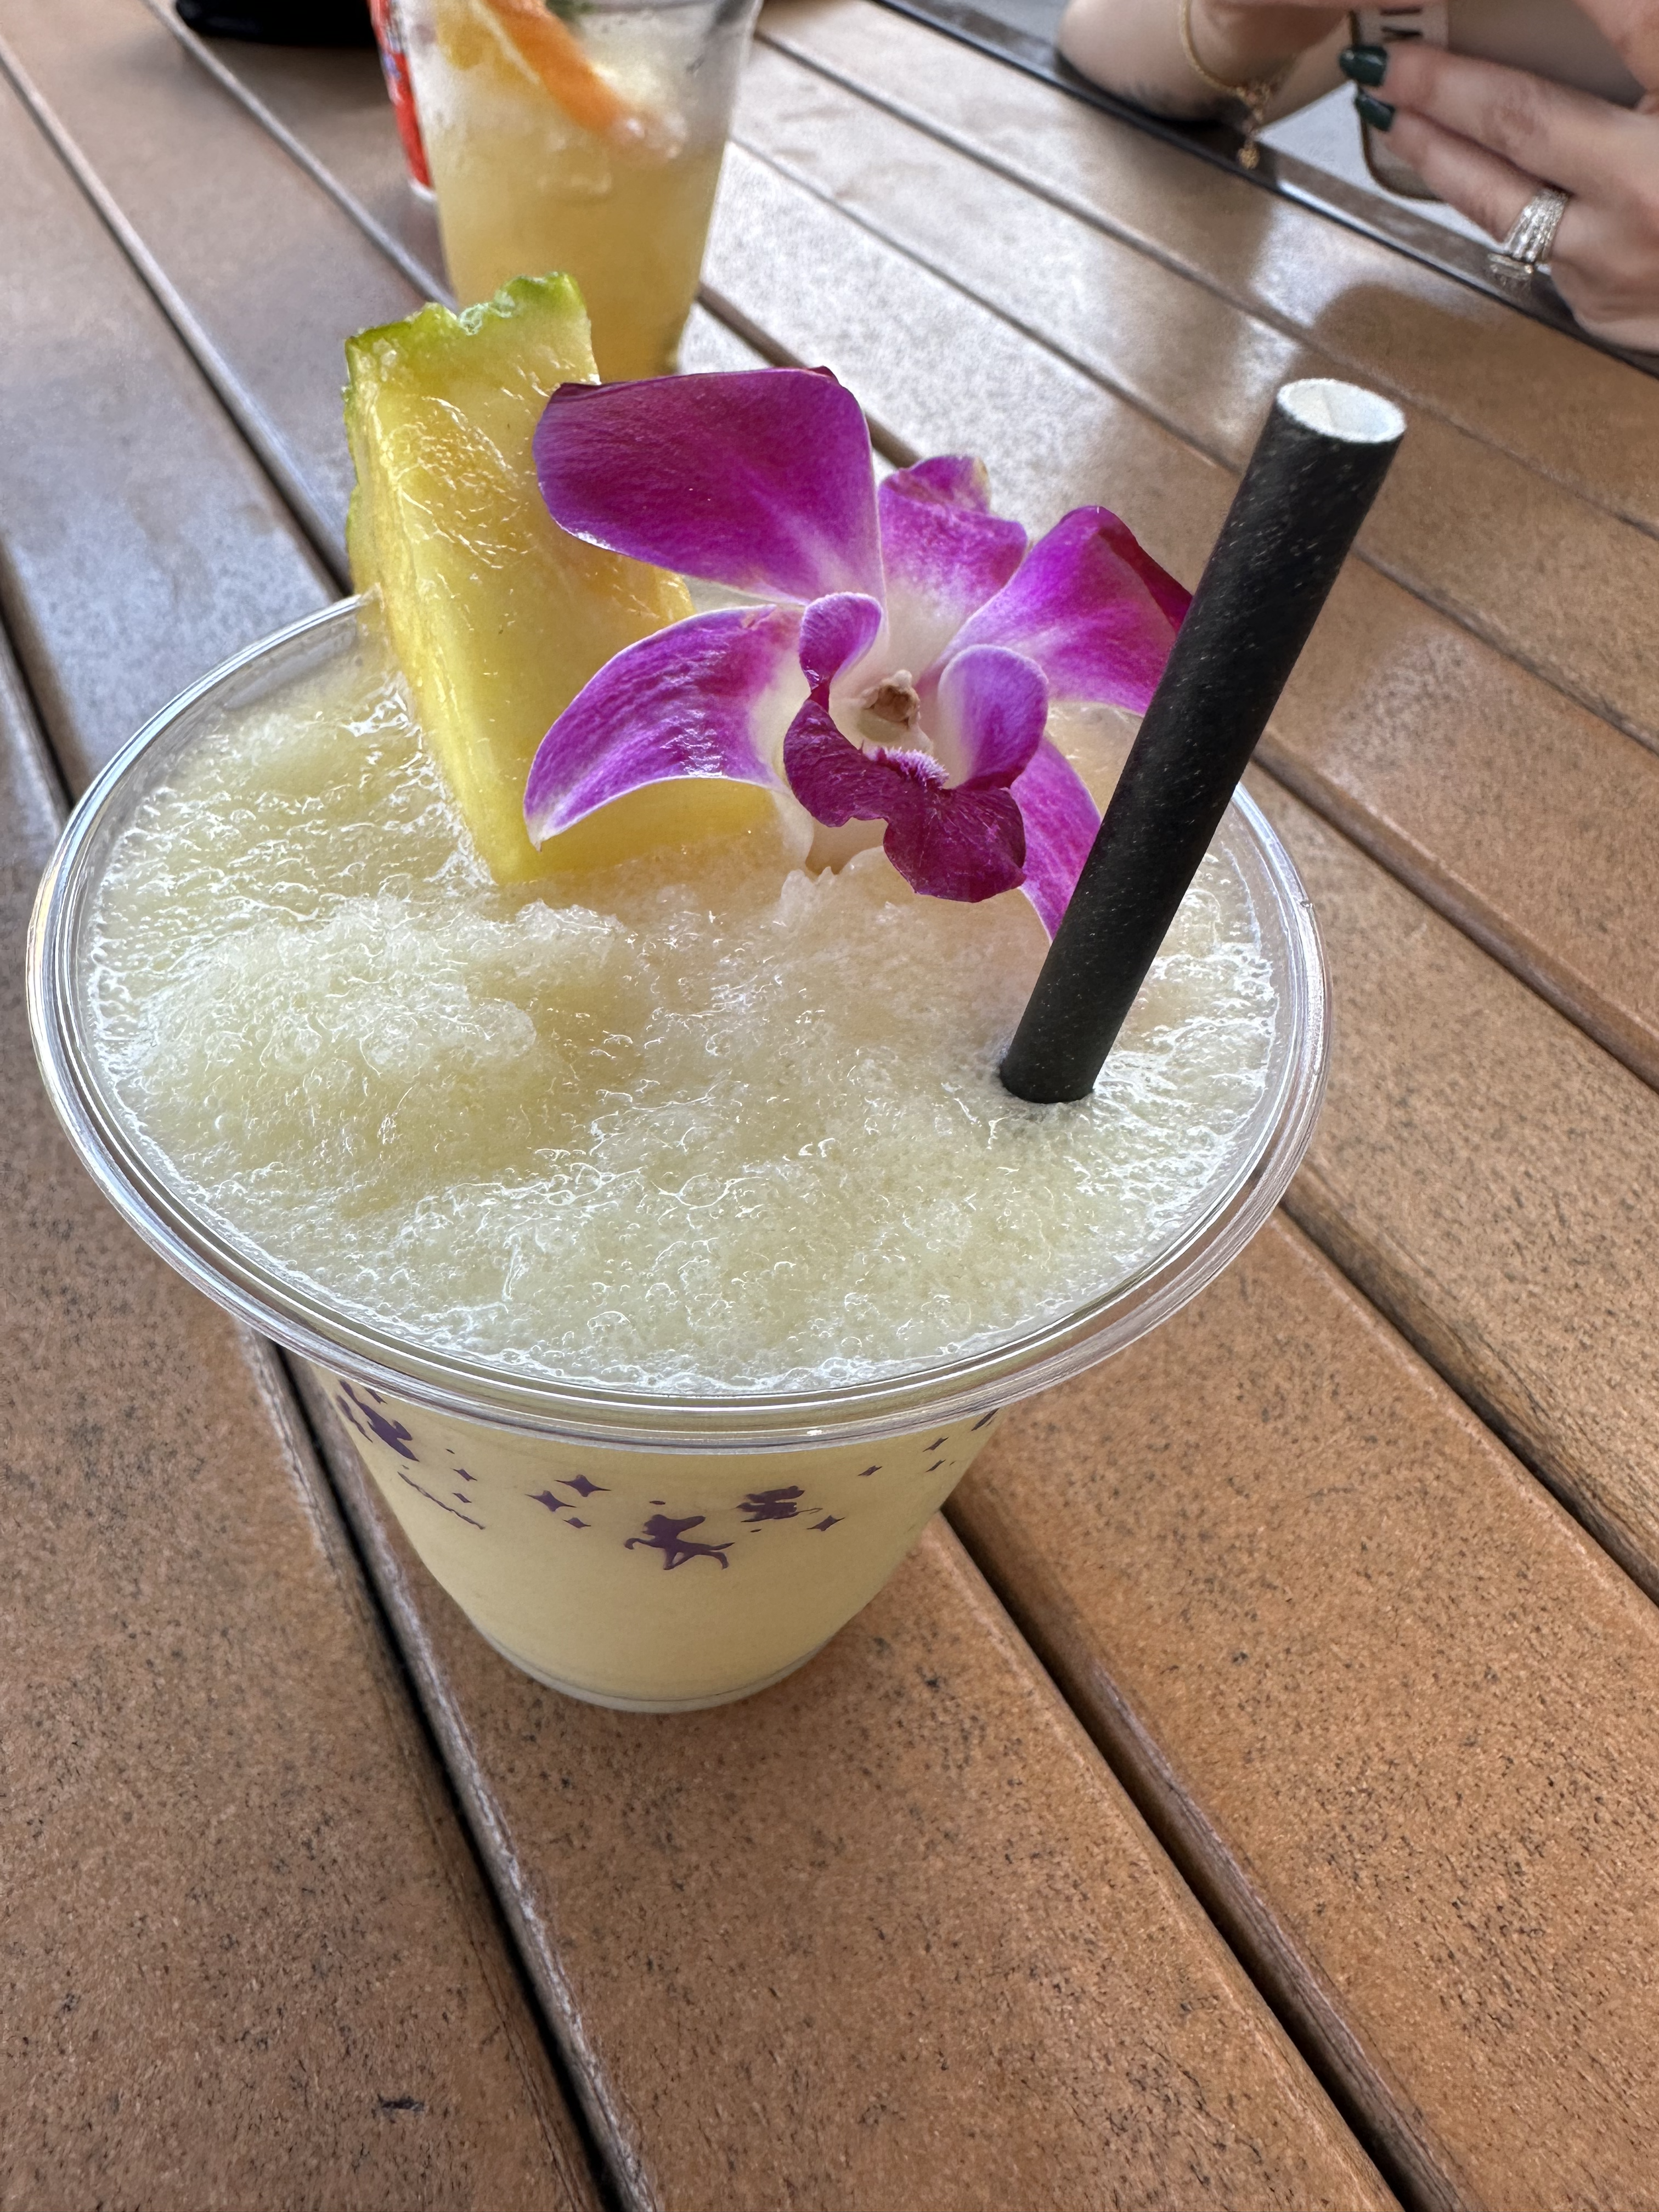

{"left": 1339, "top": 43, "right": 1389, "bottom": 86}
{"left": 1355, "top": 89, "right": 1395, "bottom": 129}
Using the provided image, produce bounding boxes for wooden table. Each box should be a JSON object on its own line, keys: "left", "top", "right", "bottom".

{"left": 3, "top": 3, "right": 1658, "bottom": 2205}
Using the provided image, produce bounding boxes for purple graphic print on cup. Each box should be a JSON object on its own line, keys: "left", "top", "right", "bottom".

{"left": 532, "top": 1476, "right": 608, "bottom": 1532}
{"left": 625, "top": 1514, "right": 733, "bottom": 1571}
{"left": 740, "top": 1486, "right": 808, "bottom": 1523}
{"left": 529, "top": 1488, "right": 592, "bottom": 1532}
{"left": 332, "top": 1381, "right": 483, "bottom": 1527}
{"left": 336, "top": 1379, "right": 418, "bottom": 1459}
{"left": 325, "top": 1367, "right": 992, "bottom": 1678}
{"left": 397, "top": 1466, "right": 484, "bottom": 1530}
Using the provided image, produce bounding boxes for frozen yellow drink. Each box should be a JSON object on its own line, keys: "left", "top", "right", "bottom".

{"left": 57, "top": 620, "right": 1292, "bottom": 1707}
{"left": 30, "top": 289, "right": 1324, "bottom": 1710}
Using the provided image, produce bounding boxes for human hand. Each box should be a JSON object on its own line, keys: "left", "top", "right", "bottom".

{"left": 1338, "top": 0, "right": 1659, "bottom": 350}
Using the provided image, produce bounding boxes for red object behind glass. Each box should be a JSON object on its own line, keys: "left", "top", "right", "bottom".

{"left": 369, "top": 0, "right": 433, "bottom": 193}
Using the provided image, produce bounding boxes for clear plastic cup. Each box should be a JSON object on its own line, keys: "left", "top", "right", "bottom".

{"left": 400, "top": 0, "right": 759, "bottom": 377}
{"left": 28, "top": 600, "right": 1329, "bottom": 1710}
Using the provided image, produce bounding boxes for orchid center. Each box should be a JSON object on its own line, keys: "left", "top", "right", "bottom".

{"left": 855, "top": 670, "right": 922, "bottom": 737}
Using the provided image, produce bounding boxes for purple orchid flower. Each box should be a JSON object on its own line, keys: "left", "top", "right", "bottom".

{"left": 523, "top": 368, "right": 1189, "bottom": 933}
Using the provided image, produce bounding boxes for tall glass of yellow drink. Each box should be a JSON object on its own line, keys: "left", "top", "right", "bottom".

{"left": 401, "top": 0, "right": 758, "bottom": 376}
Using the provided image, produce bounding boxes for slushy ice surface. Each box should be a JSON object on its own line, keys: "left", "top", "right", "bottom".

{"left": 85, "top": 631, "right": 1278, "bottom": 1395}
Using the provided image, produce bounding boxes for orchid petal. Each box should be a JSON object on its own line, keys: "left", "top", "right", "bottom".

{"left": 797, "top": 592, "right": 885, "bottom": 693}
{"left": 534, "top": 370, "right": 883, "bottom": 604}
{"left": 524, "top": 606, "right": 803, "bottom": 843}
{"left": 1008, "top": 736, "right": 1102, "bottom": 938}
{"left": 877, "top": 456, "right": 1027, "bottom": 675}
{"left": 930, "top": 645, "right": 1047, "bottom": 789}
{"left": 939, "top": 507, "right": 1190, "bottom": 712}
{"left": 783, "top": 692, "right": 1026, "bottom": 905}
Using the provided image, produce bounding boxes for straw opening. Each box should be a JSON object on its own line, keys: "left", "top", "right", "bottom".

{"left": 1278, "top": 377, "right": 1406, "bottom": 444}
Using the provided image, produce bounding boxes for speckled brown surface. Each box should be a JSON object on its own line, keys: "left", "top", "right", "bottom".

{"left": 160, "top": 29, "right": 452, "bottom": 300}
{"left": 699, "top": 136, "right": 1659, "bottom": 1090}
{"left": 952, "top": 1219, "right": 1659, "bottom": 2212}
{"left": 1253, "top": 773, "right": 1659, "bottom": 1602}
{"left": 20, "top": 0, "right": 1659, "bottom": 1098}
{"left": 758, "top": 0, "right": 1659, "bottom": 532}
{"left": 302, "top": 1372, "right": 1394, "bottom": 2212}
{"left": 0, "top": 364, "right": 595, "bottom": 2212}
{"left": 0, "top": 0, "right": 424, "bottom": 575}
{"left": 0, "top": 51, "right": 332, "bottom": 788}
{"left": 735, "top": 39, "right": 1659, "bottom": 756}
{"left": 11, "top": 4, "right": 1659, "bottom": 2202}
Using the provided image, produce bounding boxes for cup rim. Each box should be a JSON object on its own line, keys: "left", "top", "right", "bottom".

{"left": 29, "top": 596, "right": 1329, "bottom": 1454}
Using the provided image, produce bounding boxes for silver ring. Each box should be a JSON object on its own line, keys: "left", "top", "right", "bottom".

{"left": 1489, "top": 184, "right": 1571, "bottom": 278}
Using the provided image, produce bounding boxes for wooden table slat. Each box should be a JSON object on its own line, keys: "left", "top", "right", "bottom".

{"left": 298, "top": 1371, "right": 1397, "bottom": 2212}
{"left": 0, "top": 52, "right": 332, "bottom": 787}
{"left": 758, "top": 0, "right": 1659, "bottom": 534}
{"left": 131, "top": 0, "right": 450, "bottom": 301}
{"left": 736, "top": 38, "right": 1659, "bottom": 758}
{"left": 0, "top": 628, "right": 66, "bottom": 894}
{"left": 0, "top": 626, "right": 601, "bottom": 2208}
{"left": 1261, "top": 771, "right": 1659, "bottom": 1606}
{"left": 9, "top": 2, "right": 1657, "bottom": 2200}
{"left": 0, "top": 0, "right": 433, "bottom": 584}
{"left": 697, "top": 141, "right": 1659, "bottom": 1098}
{"left": 951, "top": 1213, "right": 1659, "bottom": 2212}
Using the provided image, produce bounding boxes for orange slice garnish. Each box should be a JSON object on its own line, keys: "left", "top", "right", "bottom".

{"left": 481, "top": 0, "right": 646, "bottom": 143}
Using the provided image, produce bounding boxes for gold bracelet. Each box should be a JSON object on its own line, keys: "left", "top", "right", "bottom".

{"left": 1177, "top": 0, "right": 1291, "bottom": 169}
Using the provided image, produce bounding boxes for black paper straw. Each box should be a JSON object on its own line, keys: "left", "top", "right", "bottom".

{"left": 1000, "top": 377, "right": 1404, "bottom": 1105}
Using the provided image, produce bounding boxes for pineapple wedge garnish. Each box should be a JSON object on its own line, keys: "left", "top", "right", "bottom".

{"left": 346, "top": 274, "right": 723, "bottom": 883}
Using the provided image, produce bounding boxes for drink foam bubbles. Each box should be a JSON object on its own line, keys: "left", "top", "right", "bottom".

{"left": 89, "top": 648, "right": 1279, "bottom": 1393}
